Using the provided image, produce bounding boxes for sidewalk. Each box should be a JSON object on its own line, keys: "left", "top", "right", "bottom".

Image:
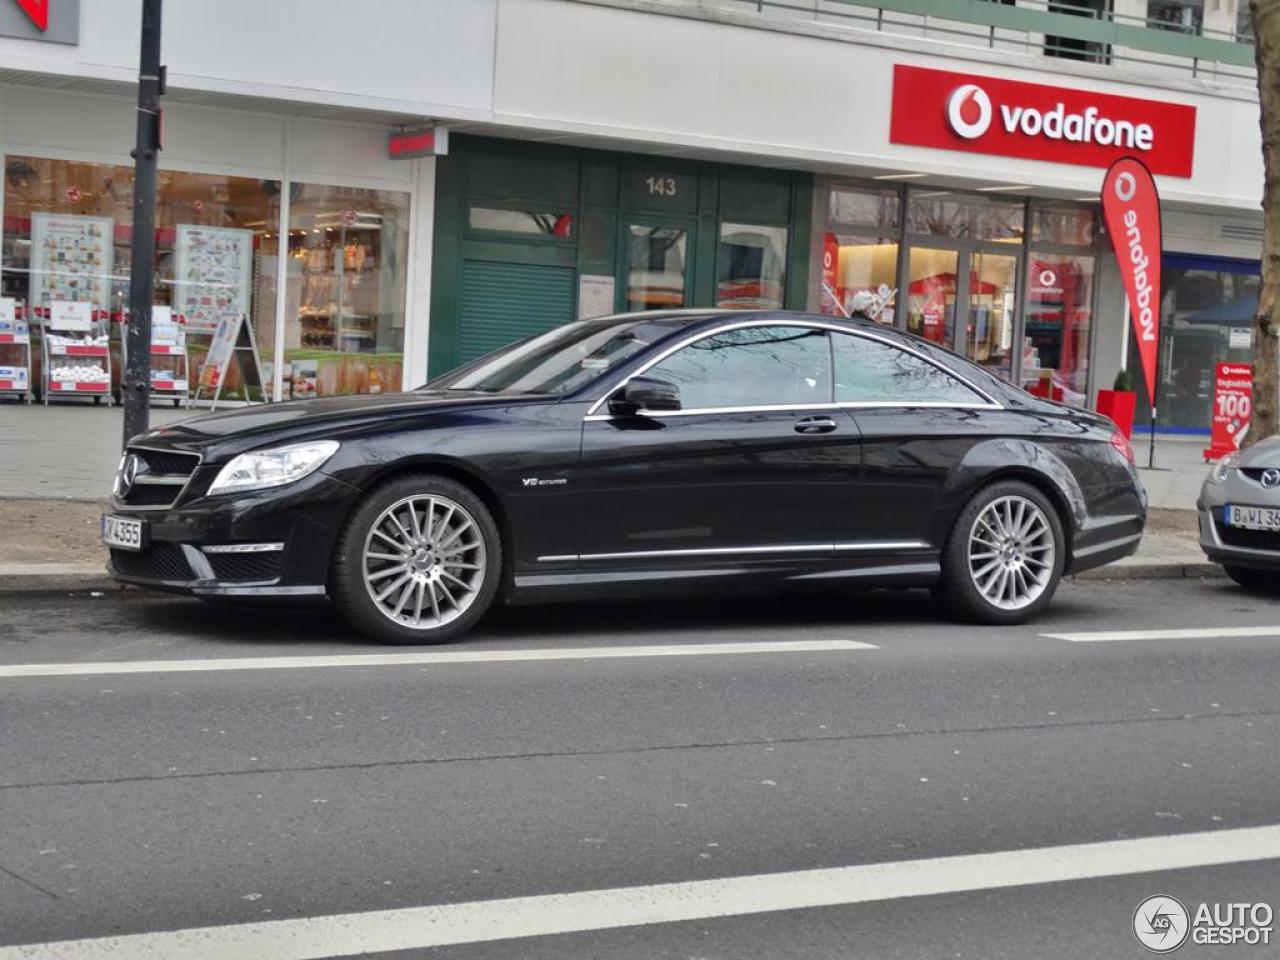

{"left": 0, "top": 400, "right": 1220, "bottom": 592}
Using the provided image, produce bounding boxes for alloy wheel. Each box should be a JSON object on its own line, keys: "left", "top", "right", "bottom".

{"left": 966, "top": 494, "right": 1056, "bottom": 611}
{"left": 361, "top": 494, "right": 487, "bottom": 630}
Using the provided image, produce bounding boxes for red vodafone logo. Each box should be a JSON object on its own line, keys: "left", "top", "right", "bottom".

{"left": 947, "top": 85, "right": 992, "bottom": 140}
{"left": 891, "top": 65, "right": 1196, "bottom": 177}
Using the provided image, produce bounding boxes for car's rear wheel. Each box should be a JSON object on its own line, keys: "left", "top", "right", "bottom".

{"left": 331, "top": 473, "right": 501, "bottom": 644}
{"left": 1223, "top": 564, "right": 1279, "bottom": 592}
{"left": 938, "top": 480, "right": 1065, "bottom": 625}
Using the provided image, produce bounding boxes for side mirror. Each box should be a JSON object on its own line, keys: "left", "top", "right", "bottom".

{"left": 609, "top": 376, "right": 681, "bottom": 416}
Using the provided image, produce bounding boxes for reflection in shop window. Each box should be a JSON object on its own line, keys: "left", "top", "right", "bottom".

{"left": 1023, "top": 255, "right": 1094, "bottom": 408}
{"left": 906, "top": 190, "right": 1024, "bottom": 242}
{"left": 828, "top": 185, "right": 901, "bottom": 231}
{"left": 626, "top": 225, "right": 687, "bottom": 311}
{"left": 468, "top": 207, "right": 573, "bottom": 238}
{"left": 905, "top": 247, "right": 959, "bottom": 345}
{"left": 717, "top": 223, "right": 787, "bottom": 310}
{"left": 285, "top": 184, "right": 409, "bottom": 398}
{"left": 1, "top": 155, "right": 281, "bottom": 402}
{"left": 1032, "top": 206, "right": 1096, "bottom": 247}
{"left": 1126, "top": 258, "right": 1260, "bottom": 431}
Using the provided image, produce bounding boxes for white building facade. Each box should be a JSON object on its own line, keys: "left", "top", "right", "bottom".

{"left": 0, "top": 0, "right": 1264, "bottom": 432}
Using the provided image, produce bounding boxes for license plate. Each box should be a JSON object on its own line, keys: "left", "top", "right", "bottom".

{"left": 101, "top": 514, "right": 147, "bottom": 551}
{"left": 1224, "top": 504, "right": 1280, "bottom": 532}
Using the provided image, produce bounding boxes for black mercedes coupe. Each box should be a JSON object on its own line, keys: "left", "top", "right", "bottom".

{"left": 104, "top": 310, "right": 1146, "bottom": 643}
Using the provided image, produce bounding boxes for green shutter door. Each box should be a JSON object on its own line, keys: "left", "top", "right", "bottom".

{"left": 457, "top": 260, "right": 576, "bottom": 364}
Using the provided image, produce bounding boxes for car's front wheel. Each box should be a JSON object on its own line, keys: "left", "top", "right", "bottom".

{"left": 938, "top": 480, "right": 1065, "bottom": 625}
{"left": 1223, "top": 564, "right": 1279, "bottom": 593}
{"left": 331, "top": 473, "right": 502, "bottom": 644}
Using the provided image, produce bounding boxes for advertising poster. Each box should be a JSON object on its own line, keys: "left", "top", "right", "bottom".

{"left": 197, "top": 314, "right": 242, "bottom": 389}
{"left": 175, "top": 225, "right": 253, "bottom": 334}
{"left": 29, "top": 213, "right": 115, "bottom": 313}
{"left": 1206, "top": 363, "right": 1252, "bottom": 461}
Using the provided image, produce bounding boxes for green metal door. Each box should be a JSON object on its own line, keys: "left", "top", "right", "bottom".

{"left": 457, "top": 260, "right": 577, "bottom": 365}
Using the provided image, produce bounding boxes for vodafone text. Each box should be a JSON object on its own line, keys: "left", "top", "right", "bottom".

{"left": 999, "top": 102, "right": 1154, "bottom": 151}
{"left": 1122, "top": 208, "right": 1156, "bottom": 343}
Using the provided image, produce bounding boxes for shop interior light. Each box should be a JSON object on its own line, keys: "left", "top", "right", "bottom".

{"left": 872, "top": 172, "right": 928, "bottom": 180}
{"left": 976, "top": 184, "right": 1033, "bottom": 192}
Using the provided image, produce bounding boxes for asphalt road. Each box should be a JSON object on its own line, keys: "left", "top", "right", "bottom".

{"left": 1, "top": 577, "right": 1279, "bottom": 958}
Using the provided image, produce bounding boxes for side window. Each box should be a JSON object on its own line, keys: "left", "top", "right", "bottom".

{"left": 832, "top": 333, "right": 987, "bottom": 405}
{"left": 647, "top": 325, "right": 832, "bottom": 409}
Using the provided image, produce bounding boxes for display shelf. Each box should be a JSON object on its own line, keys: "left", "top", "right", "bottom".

{"left": 48, "top": 380, "right": 110, "bottom": 394}
{"left": 48, "top": 344, "right": 109, "bottom": 357}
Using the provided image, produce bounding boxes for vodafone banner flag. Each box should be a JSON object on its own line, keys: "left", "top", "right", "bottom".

{"left": 1102, "top": 157, "right": 1163, "bottom": 409}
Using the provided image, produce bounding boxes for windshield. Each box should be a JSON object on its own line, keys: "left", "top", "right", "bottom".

{"left": 426, "top": 317, "right": 658, "bottom": 396}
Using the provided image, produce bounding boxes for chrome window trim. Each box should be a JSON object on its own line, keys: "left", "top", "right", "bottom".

{"left": 583, "top": 318, "right": 1001, "bottom": 419}
{"left": 536, "top": 540, "right": 929, "bottom": 563}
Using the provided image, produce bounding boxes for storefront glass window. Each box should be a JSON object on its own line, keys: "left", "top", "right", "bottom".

{"left": 1126, "top": 256, "right": 1260, "bottom": 431}
{"left": 625, "top": 225, "right": 687, "bottom": 311}
{"left": 284, "top": 183, "right": 409, "bottom": 398}
{"left": 717, "top": 223, "right": 787, "bottom": 310}
{"left": 468, "top": 207, "right": 573, "bottom": 238}
{"left": 906, "top": 191, "right": 1024, "bottom": 242}
{"left": 2, "top": 155, "right": 280, "bottom": 401}
{"left": 1032, "top": 206, "right": 1096, "bottom": 246}
{"left": 1022, "top": 254, "right": 1094, "bottom": 407}
{"left": 905, "top": 247, "right": 958, "bottom": 345}
{"left": 828, "top": 185, "right": 901, "bottom": 231}
{"left": 821, "top": 233, "right": 898, "bottom": 322}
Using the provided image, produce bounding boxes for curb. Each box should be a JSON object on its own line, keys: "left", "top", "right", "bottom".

{"left": 0, "top": 561, "right": 1227, "bottom": 594}
{"left": 1073, "top": 561, "right": 1225, "bottom": 581}
{"left": 0, "top": 564, "right": 122, "bottom": 595}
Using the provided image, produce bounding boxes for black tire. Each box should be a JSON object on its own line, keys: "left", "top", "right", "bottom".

{"left": 1224, "top": 564, "right": 1279, "bottom": 593}
{"left": 330, "top": 473, "right": 502, "bottom": 644}
{"left": 937, "top": 479, "right": 1066, "bottom": 625}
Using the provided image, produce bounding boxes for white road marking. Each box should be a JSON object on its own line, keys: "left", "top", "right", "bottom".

{"left": 0, "top": 640, "right": 875, "bottom": 680}
{"left": 1043, "top": 625, "right": 1280, "bottom": 643}
{"left": 4, "top": 825, "right": 1279, "bottom": 959}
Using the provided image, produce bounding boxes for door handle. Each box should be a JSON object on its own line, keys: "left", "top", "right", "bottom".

{"left": 794, "top": 416, "right": 838, "bottom": 434}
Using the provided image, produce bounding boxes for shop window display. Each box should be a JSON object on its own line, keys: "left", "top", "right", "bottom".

{"left": 823, "top": 184, "right": 900, "bottom": 322}
{"left": 1126, "top": 256, "right": 1260, "bottom": 432}
{"left": 1022, "top": 254, "right": 1094, "bottom": 407}
{"left": 1, "top": 155, "right": 281, "bottom": 401}
{"left": 283, "top": 184, "right": 409, "bottom": 397}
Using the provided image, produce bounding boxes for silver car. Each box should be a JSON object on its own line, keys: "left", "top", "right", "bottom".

{"left": 1199, "top": 435, "right": 1280, "bottom": 591}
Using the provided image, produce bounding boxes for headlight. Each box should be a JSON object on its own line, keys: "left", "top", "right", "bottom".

{"left": 1209, "top": 452, "right": 1241, "bottom": 484}
{"left": 207, "top": 440, "right": 339, "bottom": 495}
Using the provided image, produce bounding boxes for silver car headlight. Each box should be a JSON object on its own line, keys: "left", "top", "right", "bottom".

{"left": 1208, "top": 451, "right": 1241, "bottom": 484}
{"left": 208, "top": 440, "right": 340, "bottom": 496}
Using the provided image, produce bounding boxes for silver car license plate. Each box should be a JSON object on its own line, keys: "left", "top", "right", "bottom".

{"left": 101, "top": 514, "right": 146, "bottom": 551}
{"left": 1224, "top": 504, "right": 1280, "bottom": 532}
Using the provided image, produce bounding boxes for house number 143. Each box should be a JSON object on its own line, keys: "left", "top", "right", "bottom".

{"left": 645, "top": 176, "right": 678, "bottom": 197}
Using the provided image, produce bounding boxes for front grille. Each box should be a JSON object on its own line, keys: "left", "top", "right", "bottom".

{"left": 1214, "top": 520, "right": 1280, "bottom": 551}
{"left": 122, "top": 484, "right": 183, "bottom": 506}
{"left": 120, "top": 447, "right": 199, "bottom": 510}
{"left": 110, "top": 543, "right": 193, "bottom": 582}
{"left": 1239, "top": 468, "right": 1280, "bottom": 489}
{"left": 135, "top": 449, "right": 199, "bottom": 476}
{"left": 206, "top": 551, "right": 282, "bottom": 583}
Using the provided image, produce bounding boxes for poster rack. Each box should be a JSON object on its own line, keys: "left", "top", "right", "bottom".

{"left": 121, "top": 306, "right": 190, "bottom": 407}
{"left": 41, "top": 300, "right": 113, "bottom": 406}
{"left": 192, "top": 313, "right": 264, "bottom": 410}
{"left": 0, "top": 299, "right": 33, "bottom": 403}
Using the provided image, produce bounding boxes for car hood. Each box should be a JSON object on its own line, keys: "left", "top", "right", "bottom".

{"left": 129, "top": 391, "right": 545, "bottom": 459}
{"left": 1234, "top": 434, "right": 1280, "bottom": 467}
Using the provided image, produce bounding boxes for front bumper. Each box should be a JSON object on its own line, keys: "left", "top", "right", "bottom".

{"left": 106, "top": 471, "right": 363, "bottom": 596}
{"left": 1198, "top": 480, "right": 1280, "bottom": 572}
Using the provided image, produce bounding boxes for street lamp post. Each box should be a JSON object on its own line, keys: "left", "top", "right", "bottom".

{"left": 121, "top": 0, "right": 165, "bottom": 450}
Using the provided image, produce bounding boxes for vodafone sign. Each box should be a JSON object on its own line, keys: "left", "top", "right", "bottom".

{"left": 890, "top": 65, "right": 1196, "bottom": 178}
